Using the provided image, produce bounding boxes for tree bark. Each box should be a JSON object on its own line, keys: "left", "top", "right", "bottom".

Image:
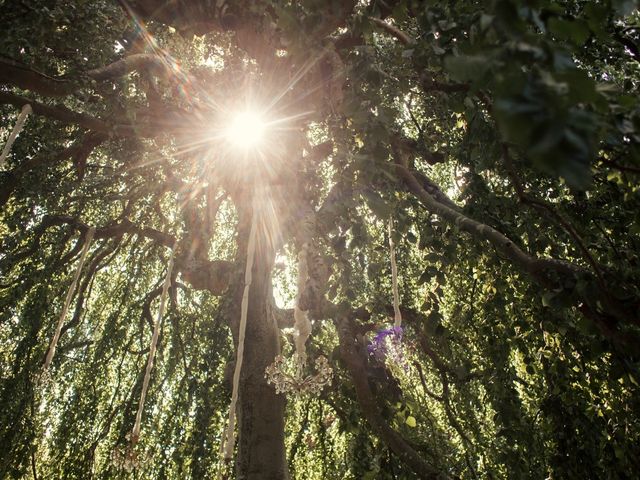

{"left": 228, "top": 197, "right": 288, "bottom": 480}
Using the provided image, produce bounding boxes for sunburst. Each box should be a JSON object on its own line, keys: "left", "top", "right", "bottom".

{"left": 224, "top": 110, "right": 268, "bottom": 150}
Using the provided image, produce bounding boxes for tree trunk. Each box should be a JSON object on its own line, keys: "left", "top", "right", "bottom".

{"left": 228, "top": 198, "right": 288, "bottom": 480}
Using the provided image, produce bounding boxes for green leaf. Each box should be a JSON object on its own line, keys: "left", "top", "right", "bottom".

{"left": 444, "top": 54, "right": 490, "bottom": 83}
{"left": 363, "top": 191, "right": 391, "bottom": 219}
{"left": 542, "top": 291, "right": 555, "bottom": 307}
{"left": 547, "top": 18, "right": 591, "bottom": 46}
{"left": 405, "top": 416, "right": 417, "bottom": 428}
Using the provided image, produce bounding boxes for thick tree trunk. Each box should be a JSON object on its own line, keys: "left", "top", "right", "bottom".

{"left": 228, "top": 198, "right": 288, "bottom": 480}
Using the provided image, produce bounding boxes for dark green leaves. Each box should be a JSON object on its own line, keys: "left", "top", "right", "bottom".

{"left": 444, "top": 54, "right": 492, "bottom": 84}
{"left": 493, "top": 74, "right": 600, "bottom": 189}
{"left": 547, "top": 18, "right": 591, "bottom": 46}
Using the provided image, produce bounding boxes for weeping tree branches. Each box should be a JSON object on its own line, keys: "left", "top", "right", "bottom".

{"left": 392, "top": 157, "right": 640, "bottom": 352}
{"left": 3, "top": 215, "right": 233, "bottom": 296}
{"left": 0, "top": 92, "right": 117, "bottom": 135}
{"left": 335, "top": 315, "right": 453, "bottom": 480}
{"left": 0, "top": 131, "right": 106, "bottom": 208}
{"left": 395, "top": 162, "right": 584, "bottom": 280}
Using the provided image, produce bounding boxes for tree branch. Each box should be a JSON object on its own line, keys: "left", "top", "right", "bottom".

{"left": 335, "top": 315, "right": 454, "bottom": 480}
{"left": 393, "top": 160, "right": 584, "bottom": 281}
{"left": 86, "top": 54, "right": 175, "bottom": 82}
{"left": 0, "top": 92, "right": 121, "bottom": 135}
{"left": 369, "top": 17, "right": 414, "bottom": 46}
{"left": 0, "top": 54, "right": 176, "bottom": 97}
{"left": 502, "top": 146, "right": 607, "bottom": 289}
{"left": 0, "top": 55, "right": 79, "bottom": 96}
{"left": 81, "top": 215, "right": 233, "bottom": 295}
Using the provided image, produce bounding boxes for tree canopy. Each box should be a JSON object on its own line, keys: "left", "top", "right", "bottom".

{"left": 1, "top": 0, "right": 639, "bottom": 478}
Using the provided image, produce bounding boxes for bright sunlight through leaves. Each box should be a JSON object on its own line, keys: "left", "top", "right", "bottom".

{"left": 225, "top": 110, "right": 267, "bottom": 150}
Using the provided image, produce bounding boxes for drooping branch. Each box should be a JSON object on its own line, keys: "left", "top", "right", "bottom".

{"left": 35, "top": 216, "right": 174, "bottom": 247}
{"left": 335, "top": 315, "right": 453, "bottom": 480}
{"left": 0, "top": 131, "right": 107, "bottom": 208}
{"left": 35, "top": 215, "right": 234, "bottom": 295}
{"left": 86, "top": 54, "right": 175, "bottom": 82}
{"left": 501, "top": 146, "right": 607, "bottom": 289}
{"left": 419, "top": 73, "right": 470, "bottom": 95}
{"left": 0, "top": 92, "right": 172, "bottom": 138}
{"left": 0, "top": 92, "right": 118, "bottom": 135}
{"left": 62, "top": 237, "right": 124, "bottom": 338}
{"left": 0, "top": 55, "right": 79, "bottom": 96}
{"left": 393, "top": 157, "right": 640, "bottom": 344}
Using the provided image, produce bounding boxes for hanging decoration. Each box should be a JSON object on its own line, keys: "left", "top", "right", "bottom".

{"left": 112, "top": 242, "right": 176, "bottom": 472}
{"left": 368, "top": 217, "right": 405, "bottom": 364}
{"left": 220, "top": 195, "right": 259, "bottom": 461}
{"left": 42, "top": 226, "right": 96, "bottom": 372}
{"left": 265, "top": 243, "right": 333, "bottom": 395}
{"left": 388, "top": 217, "right": 402, "bottom": 329}
{"left": 0, "top": 104, "right": 32, "bottom": 169}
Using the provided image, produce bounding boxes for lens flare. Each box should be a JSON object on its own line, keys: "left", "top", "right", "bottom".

{"left": 225, "top": 111, "right": 267, "bottom": 149}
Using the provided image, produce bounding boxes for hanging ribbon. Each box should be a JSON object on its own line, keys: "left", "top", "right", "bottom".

{"left": 293, "top": 244, "right": 312, "bottom": 371}
{"left": 43, "top": 226, "right": 95, "bottom": 371}
{"left": 0, "top": 104, "right": 32, "bottom": 169}
{"left": 221, "top": 194, "right": 259, "bottom": 460}
{"left": 111, "top": 242, "right": 176, "bottom": 471}
{"left": 388, "top": 217, "right": 402, "bottom": 328}
{"left": 367, "top": 218, "right": 405, "bottom": 364}
{"left": 131, "top": 243, "right": 176, "bottom": 444}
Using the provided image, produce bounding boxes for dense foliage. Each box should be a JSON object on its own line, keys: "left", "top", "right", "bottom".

{"left": 1, "top": 1, "right": 639, "bottom": 478}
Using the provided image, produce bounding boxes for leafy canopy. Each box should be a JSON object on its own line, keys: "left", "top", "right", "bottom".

{"left": 0, "top": 0, "right": 639, "bottom": 479}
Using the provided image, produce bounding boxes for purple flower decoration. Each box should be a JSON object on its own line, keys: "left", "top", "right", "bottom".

{"left": 368, "top": 326, "right": 404, "bottom": 365}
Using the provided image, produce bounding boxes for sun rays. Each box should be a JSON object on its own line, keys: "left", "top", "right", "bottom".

{"left": 224, "top": 110, "right": 267, "bottom": 150}
{"left": 116, "top": 1, "right": 337, "bottom": 263}
{"left": 115, "top": 7, "right": 336, "bottom": 186}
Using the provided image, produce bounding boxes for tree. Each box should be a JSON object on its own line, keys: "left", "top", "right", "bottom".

{"left": 1, "top": 0, "right": 639, "bottom": 478}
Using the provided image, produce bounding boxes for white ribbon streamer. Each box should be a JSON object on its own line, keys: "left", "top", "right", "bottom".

{"left": 222, "top": 195, "right": 259, "bottom": 460}
{"left": 131, "top": 244, "right": 176, "bottom": 443}
{"left": 389, "top": 217, "right": 402, "bottom": 328}
{"left": 43, "top": 226, "right": 96, "bottom": 371}
{"left": 0, "top": 104, "right": 32, "bottom": 169}
{"left": 293, "top": 244, "right": 311, "bottom": 366}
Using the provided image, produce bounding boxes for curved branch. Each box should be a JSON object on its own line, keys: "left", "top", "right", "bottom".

{"left": 369, "top": 17, "right": 414, "bottom": 46}
{"left": 393, "top": 159, "right": 640, "bottom": 338}
{"left": 86, "top": 54, "right": 175, "bottom": 82}
{"left": 502, "top": 147, "right": 607, "bottom": 289}
{"left": 0, "top": 55, "right": 79, "bottom": 96}
{"left": 394, "top": 161, "right": 584, "bottom": 281}
{"left": 61, "top": 238, "right": 120, "bottom": 337}
{"left": 336, "top": 316, "right": 453, "bottom": 480}
{"left": 36, "top": 215, "right": 234, "bottom": 295}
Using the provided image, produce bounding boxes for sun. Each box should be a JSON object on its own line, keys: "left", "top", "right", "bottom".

{"left": 225, "top": 110, "right": 267, "bottom": 150}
